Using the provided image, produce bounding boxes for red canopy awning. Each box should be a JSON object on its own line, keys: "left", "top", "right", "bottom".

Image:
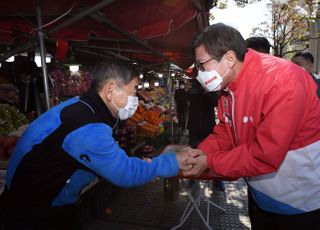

{"left": 0, "top": 0, "right": 212, "bottom": 70}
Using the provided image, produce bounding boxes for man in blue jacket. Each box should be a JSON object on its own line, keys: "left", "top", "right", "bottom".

{"left": 0, "top": 59, "right": 191, "bottom": 230}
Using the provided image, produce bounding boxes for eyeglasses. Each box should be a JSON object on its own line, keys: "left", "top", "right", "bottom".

{"left": 195, "top": 57, "right": 216, "bottom": 71}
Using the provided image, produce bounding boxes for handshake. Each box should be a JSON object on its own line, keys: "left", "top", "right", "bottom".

{"left": 173, "top": 146, "right": 208, "bottom": 177}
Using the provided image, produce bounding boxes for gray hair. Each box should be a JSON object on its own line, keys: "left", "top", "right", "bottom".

{"left": 91, "top": 59, "right": 136, "bottom": 92}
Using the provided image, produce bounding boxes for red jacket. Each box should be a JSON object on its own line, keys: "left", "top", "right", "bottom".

{"left": 199, "top": 49, "right": 320, "bottom": 179}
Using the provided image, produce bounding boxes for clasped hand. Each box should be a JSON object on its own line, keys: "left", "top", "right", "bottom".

{"left": 175, "top": 147, "right": 208, "bottom": 177}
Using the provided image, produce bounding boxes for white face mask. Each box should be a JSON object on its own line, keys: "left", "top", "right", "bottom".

{"left": 196, "top": 69, "right": 223, "bottom": 92}
{"left": 196, "top": 57, "right": 229, "bottom": 92}
{"left": 112, "top": 88, "right": 139, "bottom": 120}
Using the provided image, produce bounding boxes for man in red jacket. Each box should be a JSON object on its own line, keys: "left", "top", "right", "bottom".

{"left": 184, "top": 23, "right": 320, "bottom": 230}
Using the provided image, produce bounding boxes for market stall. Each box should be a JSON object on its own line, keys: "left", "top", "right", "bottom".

{"left": 0, "top": 0, "right": 212, "bottom": 227}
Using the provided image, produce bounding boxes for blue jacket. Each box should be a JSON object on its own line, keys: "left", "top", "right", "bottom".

{"left": 3, "top": 89, "right": 178, "bottom": 223}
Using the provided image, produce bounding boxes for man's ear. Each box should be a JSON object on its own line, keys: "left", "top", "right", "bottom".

{"left": 103, "top": 81, "right": 116, "bottom": 101}
{"left": 307, "top": 62, "right": 314, "bottom": 73}
{"left": 225, "top": 51, "right": 237, "bottom": 68}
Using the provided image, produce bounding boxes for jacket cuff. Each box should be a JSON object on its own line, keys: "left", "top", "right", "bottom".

{"left": 153, "top": 152, "right": 179, "bottom": 178}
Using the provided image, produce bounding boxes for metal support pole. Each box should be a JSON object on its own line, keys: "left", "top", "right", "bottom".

{"left": 163, "top": 74, "right": 180, "bottom": 201}
{"left": 167, "top": 63, "right": 174, "bottom": 144}
{"left": 48, "top": 0, "right": 115, "bottom": 34}
{"left": 165, "top": 65, "right": 180, "bottom": 202}
{"left": 36, "top": 0, "right": 50, "bottom": 111}
{"left": 32, "top": 78, "right": 43, "bottom": 116}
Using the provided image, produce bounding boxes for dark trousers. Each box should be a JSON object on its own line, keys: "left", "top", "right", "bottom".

{"left": 0, "top": 190, "right": 77, "bottom": 230}
{"left": 248, "top": 192, "right": 320, "bottom": 230}
{"left": 177, "top": 107, "right": 187, "bottom": 130}
{"left": 0, "top": 208, "right": 77, "bottom": 230}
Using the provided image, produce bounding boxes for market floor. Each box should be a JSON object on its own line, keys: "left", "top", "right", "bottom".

{"left": 86, "top": 131, "right": 251, "bottom": 230}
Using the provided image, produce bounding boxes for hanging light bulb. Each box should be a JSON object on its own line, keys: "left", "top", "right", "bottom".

{"left": 69, "top": 65, "right": 80, "bottom": 72}
{"left": 139, "top": 74, "right": 144, "bottom": 79}
{"left": 64, "top": 48, "right": 81, "bottom": 72}
{"left": 5, "top": 56, "right": 15, "bottom": 62}
{"left": 158, "top": 73, "right": 163, "bottom": 78}
{"left": 4, "top": 46, "right": 16, "bottom": 63}
{"left": 143, "top": 82, "right": 149, "bottom": 88}
{"left": 154, "top": 81, "right": 159, "bottom": 87}
{"left": 35, "top": 55, "right": 41, "bottom": 67}
{"left": 171, "top": 73, "right": 175, "bottom": 77}
{"left": 34, "top": 52, "right": 52, "bottom": 67}
{"left": 138, "top": 84, "right": 143, "bottom": 89}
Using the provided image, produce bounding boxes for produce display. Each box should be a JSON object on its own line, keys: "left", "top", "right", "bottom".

{"left": 127, "top": 102, "right": 166, "bottom": 138}
{"left": 113, "top": 126, "right": 137, "bottom": 148}
{"left": 123, "top": 85, "right": 179, "bottom": 140}
{"left": 148, "top": 87, "right": 167, "bottom": 104}
{"left": 137, "top": 122, "right": 160, "bottom": 137}
{"left": 129, "top": 103, "right": 163, "bottom": 125}
{"left": 135, "top": 145, "right": 156, "bottom": 159}
{"left": 0, "top": 104, "right": 29, "bottom": 137}
{"left": 49, "top": 69, "right": 92, "bottom": 98}
{"left": 0, "top": 84, "right": 19, "bottom": 105}
{"left": 137, "top": 88, "right": 168, "bottom": 108}
{"left": 137, "top": 89, "right": 152, "bottom": 102}
{"left": 0, "top": 135, "right": 18, "bottom": 162}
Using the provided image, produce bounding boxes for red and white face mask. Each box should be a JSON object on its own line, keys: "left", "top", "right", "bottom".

{"left": 196, "top": 56, "right": 232, "bottom": 92}
{"left": 196, "top": 68, "right": 223, "bottom": 92}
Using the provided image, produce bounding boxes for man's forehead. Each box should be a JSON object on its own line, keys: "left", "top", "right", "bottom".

{"left": 293, "top": 56, "right": 309, "bottom": 63}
